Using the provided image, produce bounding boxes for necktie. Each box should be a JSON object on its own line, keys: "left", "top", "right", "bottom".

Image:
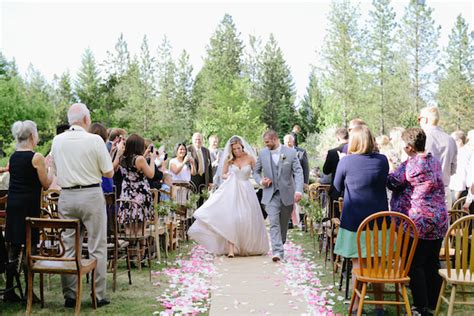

{"left": 197, "top": 147, "right": 204, "bottom": 176}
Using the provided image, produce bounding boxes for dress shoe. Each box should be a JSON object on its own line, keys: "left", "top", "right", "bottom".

{"left": 97, "top": 298, "right": 111, "bottom": 307}
{"left": 3, "top": 291, "right": 22, "bottom": 302}
{"left": 272, "top": 255, "right": 281, "bottom": 262}
{"left": 64, "top": 298, "right": 76, "bottom": 308}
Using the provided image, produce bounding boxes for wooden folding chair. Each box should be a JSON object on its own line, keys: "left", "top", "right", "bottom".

{"left": 116, "top": 199, "right": 152, "bottom": 281}
{"left": 435, "top": 215, "right": 474, "bottom": 315}
{"left": 451, "top": 197, "right": 467, "bottom": 211}
{"left": 349, "top": 211, "right": 418, "bottom": 316}
{"left": 25, "top": 217, "right": 97, "bottom": 316}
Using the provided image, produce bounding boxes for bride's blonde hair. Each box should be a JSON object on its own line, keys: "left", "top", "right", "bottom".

{"left": 226, "top": 136, "right": 245, "bottom": 164}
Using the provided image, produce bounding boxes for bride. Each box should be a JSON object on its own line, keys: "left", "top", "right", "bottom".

{"left": 188, "top": 135, "right": 269, "bottom": 257}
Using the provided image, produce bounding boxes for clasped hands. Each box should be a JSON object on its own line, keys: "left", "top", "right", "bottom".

{"left": 261, "top": 177, "right": 302, "bottom": 203}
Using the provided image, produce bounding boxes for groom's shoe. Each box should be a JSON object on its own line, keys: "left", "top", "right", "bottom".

{"left": 272, "top": 255, "right": 281, "bottom": 262}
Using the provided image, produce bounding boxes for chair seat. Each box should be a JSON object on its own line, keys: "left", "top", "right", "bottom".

{"left": 32, "top": 259, "right": 96, "bottom": 274}
{"left": 438, "top": 269, "right": 474, "bottom": 285}
{"left": 107, "top": 239, "right": 129, "bottom": 249}
{"left": 352, "top": 268, "right": 411, "bottom": 283}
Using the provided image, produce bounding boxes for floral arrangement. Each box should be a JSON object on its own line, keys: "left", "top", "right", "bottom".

{"left": 156, "top": 200, "right": 178, "bottom": 217}
{"left": 299, "top": 195, "right": 324, "bottom": 223}
{"left": 185, "top": 192, "right": 200, "bottom": 210}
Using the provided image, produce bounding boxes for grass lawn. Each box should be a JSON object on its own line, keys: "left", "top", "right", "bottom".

{"left": 288, "top": 227, "right": 471, "bottom": 316}
{"left": 1, "top": 230, "right": 471, "bottom": 315}
{"left": 0, "top": 242, "right": 194, "bottom": 315}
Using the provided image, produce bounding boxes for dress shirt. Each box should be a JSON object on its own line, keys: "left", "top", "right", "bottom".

{"left": 270, "top": 145, "right": 281, "bottom": 165}
{"left": 424, "top": 125, "right": 458, "bottom": 186}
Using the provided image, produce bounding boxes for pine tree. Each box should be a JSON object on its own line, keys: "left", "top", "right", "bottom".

{"left": 299, "top": 68, "right": 324, "bottom": 136}
{"left": 399, "top": 0, "right": 441, "bottom": 112}
{"left": 320, "top": 0, "right": 364, "bottom": 127}
{"left": 366, "top": 0, "right": 397, "bottom": 134}
{"left": 52, "top": 71, "right": 76, "bottom": 124}
{"left": 437, "top": 15, "right": 474, "bottom": 131}
{"left": 75, "top": 48, "right": 104, "bottom": 120}
{"left": 174, "top": 50, "right": 195, "bottom": 142}
{"left": 257, "top": 34, "right": 296, "bottom": 135}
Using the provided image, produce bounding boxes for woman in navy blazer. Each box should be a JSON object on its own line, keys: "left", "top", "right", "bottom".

{"left": 333, "top": 125, "right": 389, "bottom": 315}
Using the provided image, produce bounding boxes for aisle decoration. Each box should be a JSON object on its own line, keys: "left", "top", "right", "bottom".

{"left": 279, "top": 241, "right": 337, "bottom": 315}
{"left": 155, "top": 245, "right": 216, "bottom": 315}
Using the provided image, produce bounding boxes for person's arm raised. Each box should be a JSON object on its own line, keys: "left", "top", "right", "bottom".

{"left": 135, "top": 154, "right": 156, "bottom": 179}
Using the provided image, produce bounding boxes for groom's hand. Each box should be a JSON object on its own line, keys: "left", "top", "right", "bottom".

{"left": 261, "top": 177, "right": 272, "bottom": 187}
{"left": 294, "top": 192, "right": 302, "bottom": 203}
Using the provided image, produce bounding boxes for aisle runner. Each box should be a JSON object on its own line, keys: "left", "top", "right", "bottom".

{"left": 155, "top": 245, "right": 216, "bottom": 315}
{"left": 155, "top": 243, "right": 338, "bottom": 315}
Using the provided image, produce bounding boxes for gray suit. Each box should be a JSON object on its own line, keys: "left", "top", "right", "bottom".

{"left": 253, "top": 145, "right": 304, "bottom": 259}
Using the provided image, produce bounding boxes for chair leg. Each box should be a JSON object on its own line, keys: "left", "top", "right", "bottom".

{"left": 395, "top": 283, "right": 400, "bottom": 316}
{"left": 357, "top": 283, "right": 367, "bottom": 316}
{"left": 91, "top": 269, "right": 97, "bottom": 309}
{"left": 112, "top": 253, "right": 117, "bottom": 292}
{"left": 435, "top": 280, "right": 446, "bottom": 316}
{"left": 345, "top": 260, "right": 352, "bottom": 299}
{"left": 156, "top": 231, "right": 161, "bottom": 262}
{"left": 401, "top": 284, "right": 412, "bottom": 316}
{"left": 348, "top": 278, "right": 359, "bottom": 314}
{"left": 126, "top": 249, "right": 132, "bottom": 285}
{"left": 460, "top": 284, "right": 467, "bottom": 302}
{"left": 339, "top": 258, "right": 345, "bottom": 291}
{"left": 447, "top": 285, "right": 456, "bottom": 316}
{"left": 147, "top": 240, "right": 152, "bottom": 282}
{"left": 75, "top": 273, "right": 82, "bottom": 316}
{"left": 26, "top": 270, "right": 33, "bottom": 316}
{"left": 39, "top": 273, "right": 44, "bottom": 308}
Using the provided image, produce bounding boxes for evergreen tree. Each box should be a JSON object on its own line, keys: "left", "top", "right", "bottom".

{"left": 52, "top": 71, "right": 76, "bottom": 124}
{"left": 299, "top": 68, "right": 324, "bottom": 136}
{"left": 320, "top": 0, "right": 364, "bottom": 127}
{"left": 399, "top": 0, "right": 441, "bottom": 112}
{"left": 437, "top": 15, "right": 474, "bottom": 131}
{"left": 257, "top": 34, "right": 296, "bottom": 135}
{"left": 75, "top": 48, "right": 104, "bottom": 120}
{"left": 365, "top": 0, "right": 397, "bottom": 134}
{"left": 174, "top": 49, "right": 195, "bottom": 143}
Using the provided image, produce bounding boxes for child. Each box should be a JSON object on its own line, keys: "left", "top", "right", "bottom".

{"left": 160, "top": 173, "right": 173, "bottom": 202}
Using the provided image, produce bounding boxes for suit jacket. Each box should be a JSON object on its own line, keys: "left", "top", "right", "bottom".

{"left": 323, "top": 143, "right": 345, "bottom": 200}
{"left": 253, "top": 145, "right": 304, "bottom": 207}
{"left": 295, "top": 146, "right": 309, "bottom": 184}
{"left": 187, "top": 145, "right": 213, "bottom": 185}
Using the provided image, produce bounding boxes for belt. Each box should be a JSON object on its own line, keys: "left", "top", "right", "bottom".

{"left": 62, "top": 183, "right": 101, "bottom": 190}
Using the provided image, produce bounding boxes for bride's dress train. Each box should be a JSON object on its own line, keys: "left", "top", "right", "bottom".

{"left": 188, "top": 164, "right": 269, "bottom": 256}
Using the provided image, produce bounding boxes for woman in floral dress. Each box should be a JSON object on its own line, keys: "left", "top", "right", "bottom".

{"left": 118, "top": 134, "right": 157, "bottom": 225}
{"left": 387, "top": 128, "right": 448, "bottom": 316}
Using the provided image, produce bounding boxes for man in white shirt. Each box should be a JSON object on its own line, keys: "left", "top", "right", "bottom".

{"left": 51, "top": 103, "right": 113, "bottom": 308}
{"left": 419, "top": 106, "right": 457, "bottom": 208}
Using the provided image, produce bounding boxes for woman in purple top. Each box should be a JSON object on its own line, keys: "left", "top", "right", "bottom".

{"left": 387, "top": 128, "right": 448, "bottom": 316}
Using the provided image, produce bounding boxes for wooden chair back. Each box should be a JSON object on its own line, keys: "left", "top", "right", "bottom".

{"left": 448, "top": 210, "right": 469, "bottom": 224}
{"left": 356, "top": 211, "right": 418, "bottom": 280}
{"left": 41, "top": 189, "right": 60, "bottom": 218}
{"left": 172, "top": 181, "right": 193, "bottom": 206}
{"left": 308, "top": 183, "right": 320, "bottom": 201}
{"left": 443, "top": 215, "right": 474, "bottom": 280}
{"left": 451, "top": 196, "right": 467, "bottom": 211}
{"left": 105, "top": 191, "right": 118, "bottom": 241}
{"left": 26, "top": 217, "right": 81, "bottom": 268}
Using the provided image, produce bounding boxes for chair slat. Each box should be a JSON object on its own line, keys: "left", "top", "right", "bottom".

{"left": 393, "top": 223, "right": 404, "bottom": 277}
{"left": 462, "top": 223, "right": 469, "bottom": 275}
{"left": 381, "top": 218, "right": 387, "bottom": 278}
{"left": 387, "top": 220, "right": 396, "bottom": 278}
{"left": 365, "top": 226, "right": 372, "bottom": 273}
{"left": 455, "top": 227, "right": 462, "bottom": 276}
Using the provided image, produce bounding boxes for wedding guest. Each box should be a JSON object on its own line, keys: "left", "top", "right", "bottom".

{"left": 389, "top": 126, "right": 407, "bottom": 168}
{"left": 51, "top": 103, "right": 113, "bottom": 307}
{"left": 419, "top": 106, "right": 457, "bottom": 208}
{"left": 188, "top": 133, "right": 213, "bottom": 206}
{"left": 290, "top": 125, "right": 301, "bottom": 147}
{"left": 449, "top": 130, "right": 471, "bottom": 201}
{"left": 160, "top": 173, "right": 173, "bottom": 202}
{"left": 169, "top": 143, "right": 195, "bottom": 182}
{"left": 333, "top": 125, "right": 388, "bottom": 315}
{"left": 323, "top": 127, "right": 349, "bottom": 218}
{"left": 144, "top": 139, "right": 163, "bottom": 192}
{"left": 2, "top": 120, "right": 52, "bottom": 302}
{"left": 106, "top": 128, "right": 127, "bottom": 153}
{"left": 209, "top": 135, "right": 222, "bottom": 177}
{"left": 284, "top": 134, "right": 309, "bottom": 184}
{"left": 387, "top": 128, "right": 448, "bottom": 316}
{"left": 342, "top": 118, "right": 367, "bottom": 154}
{"left": 89, "top": 122, "right": 122, "bottom": 194}
{"left": 118, "top": 134, "right": 156, "bottom": 225}
{"left": 47, "top": 124, "right": 70, "bottom": 191}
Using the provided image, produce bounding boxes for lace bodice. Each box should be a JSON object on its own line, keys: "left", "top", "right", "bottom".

{"left": 229, "top": 164, "right": 252, "bottom": 181}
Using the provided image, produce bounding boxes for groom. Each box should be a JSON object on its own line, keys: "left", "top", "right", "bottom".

{"left": 254, "top": 130, "right": 304, "bottom": 262}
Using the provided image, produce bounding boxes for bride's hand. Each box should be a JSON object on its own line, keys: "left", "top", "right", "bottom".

{"left": 222, "top": 172, "right": 232, "bottom": 180}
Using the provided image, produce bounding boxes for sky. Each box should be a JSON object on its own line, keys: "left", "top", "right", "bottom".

{"left": 1, "top": 0, "right": 472, "bottom": 101}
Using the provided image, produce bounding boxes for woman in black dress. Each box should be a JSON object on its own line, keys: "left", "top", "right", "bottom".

{"left": 1, "top": 120, "right": 52, "bottom": 302}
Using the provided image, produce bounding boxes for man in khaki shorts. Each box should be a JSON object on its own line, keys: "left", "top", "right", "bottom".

{"left": 51, "top": 103, "right": 113, "bottom": 308}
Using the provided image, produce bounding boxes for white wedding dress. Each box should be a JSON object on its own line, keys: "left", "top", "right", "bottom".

{"left": 188, "top": 164, "right": 270, "bottom": 256}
